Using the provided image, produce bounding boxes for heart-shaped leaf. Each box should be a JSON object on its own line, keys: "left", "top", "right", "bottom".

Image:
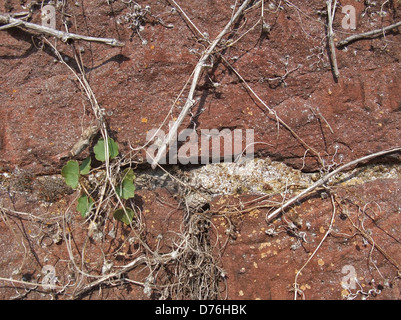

{"left": 79, "top": 157, "right": 91, "bottom": 175}
{"left": 116, "top": 178, "right": 136, "bottom": 200}
{"left": 113, "top": 207, "right": 135, "bottom": 225}
{"left": 93, "top": 138, "right": 119, "bottom": 162}
{"left": 61, "top": 160, "right": 80, "bottom": 189}
{"left": 77, "top": 194, "right": 94, "bottom": 218}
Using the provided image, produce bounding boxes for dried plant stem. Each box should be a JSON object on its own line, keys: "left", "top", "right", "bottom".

{"left": 336, "top": 20, "right": 401, "bottom": 47}
{"left": 293, "top": 194, "right": 336, "bottom": 300}
{"left": 266, "top": 146, "right": 401, "bottom": 223}
{"left": 345, "top": 211, "right": 401, "bottom": 275}
{"left": 0, "top": 276, "right": 64, "bottom": 290}
{"left": 166, "top": 0, "right": 204, "bottom": 38}
{"left": 150, "top": 0, "right": 251, "bottom": 169}
{"left": 326, "top": 0, "right": 339, "bottom": 81}
{"left": 0, "top": 13, "right": 124, "bottom": 46}
{"left": 71, "top": 255, "right": 147, "bottom": 299}
{"left": 221, "top": 56, "right": 323, "bottom": 164}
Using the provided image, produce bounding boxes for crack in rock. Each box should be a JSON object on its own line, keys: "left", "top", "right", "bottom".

{"left": 134, "top": 157, "right": 401, "bottom": 211}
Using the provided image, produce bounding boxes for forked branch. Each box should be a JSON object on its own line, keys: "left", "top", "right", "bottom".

{"left": 0, "top": 13, "right": 124, "bottom": 47}
{"left": 150, "top": 0, "right": 251, "bottom": 169}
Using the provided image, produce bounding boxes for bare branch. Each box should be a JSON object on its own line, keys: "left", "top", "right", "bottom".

{"left": 71, "top": 256, "right": 147, "bottom": 299}
{"left": 0, "top": 13, "right": 124, "bottom": 47}
{"left": 266, "top": 146, "right": 401, "bottom": 223}
{"left": 336, "top": 20, "right": 401, "bottom": 48}
{"left": 326, "top": 0, "right": 339, "bottom": 81}
{"left": 166, "top": 0, "right": 204, "bottom": 38}
{"left": 150, "top": 0, "right": 251, "bottom": 169}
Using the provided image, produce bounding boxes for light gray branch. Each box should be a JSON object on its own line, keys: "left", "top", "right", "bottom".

{"left": 336, "top": 20, "right": 401, "bottom": 47}
{"left": 266, "top": 146, "right": 401, "bottom": 223}
{"left": 150, "top": 0, "right": 251, "bottom": 169}
{"left": 326, "top": 0, "right": 339, "bottom": 81}
{"left": 0, "top": 13, "right": 124, "bottom": 47}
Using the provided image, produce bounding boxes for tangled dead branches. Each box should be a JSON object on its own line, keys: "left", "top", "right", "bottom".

{"left": 163, "top": 212, "right": 226, "bottom": 300}
{"left": 114, "top": 0, "right": 173, "bottom": 44}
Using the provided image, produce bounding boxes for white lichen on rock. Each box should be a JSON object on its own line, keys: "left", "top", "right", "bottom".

{"left": 185, "top": 157, "right": 314, "bottom": 195}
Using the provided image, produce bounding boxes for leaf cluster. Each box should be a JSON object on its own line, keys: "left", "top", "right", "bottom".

{"left": 61, "top": 137, "right": 136, "bottom": 224}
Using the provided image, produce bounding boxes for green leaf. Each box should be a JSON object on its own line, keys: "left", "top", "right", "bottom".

{"left": 93, "top": 138, "right": 119, "bottom": 162}
{"left": 116, "top": 178, "right": 136, "bottom": 199}
{"left": 79, "top": 157, "right": 91, "bottom": 175}
{"left": 121, "top": 168, "right": 136, "bottom": 182}
{"left": 61, "top": 160, "right": 80, "bottom": 189}
{"left": 77, "top": 194, "right": 94, "bottom": 218}
{"left": 113, "top": 207, "right": 135, "bottom": 225}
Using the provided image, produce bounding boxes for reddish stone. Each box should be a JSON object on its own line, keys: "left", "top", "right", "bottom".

{"left": 1, "top": 0, "right": 401, "bottom": 300}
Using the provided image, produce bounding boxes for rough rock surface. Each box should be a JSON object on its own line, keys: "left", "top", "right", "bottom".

{"left": 1, "top": 0, "right": 401, "bottom": 300}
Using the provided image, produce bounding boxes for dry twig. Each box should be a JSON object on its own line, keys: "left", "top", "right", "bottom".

{"left": 326, "top": 0, "right": 339, "bottom": 81}
{"left": 336, "top": 20, "right": 401, "bottom": 47}
{"left": 345, "top": 210, "right": 401, "bottom": 276}
{"left": 266, "top": 146, "right": 401, "bottom": 223}
{"left": 221, "top": 56, "right": 324, "bottom": 164}
{"left": 0, "top": 13, "right": 124, "bottom": 46}
{"left": 150, "top": 0, "right": 251, "bottom": 169}
{"left": 293, "top": 194, "right": 336, "bottom": 300}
